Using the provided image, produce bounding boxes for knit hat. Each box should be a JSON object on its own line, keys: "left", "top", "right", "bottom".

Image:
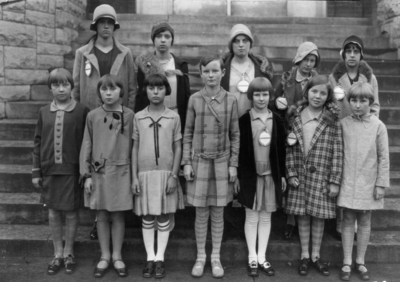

{"left": 293, "top": 42, "right": 320, "bottom": 68}
{"left": 90, "top": 4, "right": 120, "bottom": 31}
{"left": 228, "top": 24, "right": 254, "bottom": 53}
{"left": 151, "top": 21, "right": 175, "bottom": 46}
{"left": 340, "top": 35, "right": 364, "bottom": 60}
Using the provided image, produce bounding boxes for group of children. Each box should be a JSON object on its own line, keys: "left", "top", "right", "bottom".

{"left": 32, "top": 39, "right": 389, "bottom": 281}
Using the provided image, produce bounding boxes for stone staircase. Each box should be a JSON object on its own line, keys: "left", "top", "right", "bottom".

{"left": 1, "top": 14, "right": 400, "bottom": 263}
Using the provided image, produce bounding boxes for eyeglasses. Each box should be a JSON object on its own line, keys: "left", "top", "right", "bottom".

{"left": 51, "top": 83, "right": 70, "bottom": 89}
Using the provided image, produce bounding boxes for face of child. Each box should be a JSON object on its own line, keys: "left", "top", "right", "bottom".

{"left": 99, "top": 84, "right": 121, "bottom": 106}
{"left": 253, "top": 91, "right": 270, "bottom": 111}
{"left": 201, "top": 60, "right": 225, "bottom": 88}
{"left": 51, "top": 81, "right": 72, "bottom": 103}
{"left": 146, "top": 85, "right": 166, "bottom": 105}
{"left": 307, "top": 84, "right": 328, "bottom": 111}
{"left": 96, "top": 18, "right": 115, "bottom": 39}
{"left": 350, "top": 96, "right": 370, "bottom": 117}
{"left": 232, "top": 35, "right": 251, "bottom": 58}
{"left": 154, "top": 31, "right": 172, "bottom": 53}
{"left": 344, "top": 44, "right": 361, "bottom": 69}
{"left": 298, "top": 54, "right": 317, "bottom": 77}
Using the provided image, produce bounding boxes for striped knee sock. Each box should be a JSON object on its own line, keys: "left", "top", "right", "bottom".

{"left": 210, "top": 206, "right": 224, "bottom": 261}
{"left": 311, "top": 217, "right": 324, "bottom": 261}
{"left": 195, "top": 207, "right": 209, "bottom": 261}
{"left": 155, "top": 219, "right": 170, "bottom": 262}
{"left": 297, "top": 215, "right": 311, "bottom": 259}
{"left": 142, "top": 218, "right": 155, "bottom": 261}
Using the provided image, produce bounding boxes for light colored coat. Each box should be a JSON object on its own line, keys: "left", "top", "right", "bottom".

{"left": 337, "top": 115, "right": 390, "bottom": 210}
{"left": 72, "top": 38, "right": 137, "bottom": 111}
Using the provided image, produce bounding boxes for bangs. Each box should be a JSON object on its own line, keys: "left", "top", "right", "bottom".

{"left": 348, "top": 82, "right": 374, "bottom": 104}
{"left": 247, "top": 77, "right": 274, "bottom": 100}
{"left": 145, "top": 73, "right": 168, "bottom": 87}
{"left": 47, "top": 68, "right": 73, "bottom": 89}
{"left": 97, "top": 74, "right": 124, "bottom": 97}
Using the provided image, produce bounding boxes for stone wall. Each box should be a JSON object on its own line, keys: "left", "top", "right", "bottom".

{"left": 377, "top": 0, "right": 400, "bottom": 49}
{"left": 0, "top": 0, "right": 87, "bottom": 118}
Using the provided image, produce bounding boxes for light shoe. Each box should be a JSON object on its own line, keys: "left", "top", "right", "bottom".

{"left": 211, "top": 259, "right": 224, "bottom": 278}
{"left": 191, "top": 260, "right": 205, "bottom": 277}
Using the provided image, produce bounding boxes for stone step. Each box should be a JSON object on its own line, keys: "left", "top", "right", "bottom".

{"left": 1, "top": 192, "right": 398, "bottom": 230}
{"left": 387, "top": 125, "right": 400, "bottom": 146}
{"left": 1, "top": 224, "right": 399, "bottom": 263}
{"left": 0, "top": 119, "right": 36, "bottom": 140}
{"left": 0, "top": 141, "right": 33, "bottom": 165}
{"left": 3, "top": 101, "right": 47, "bottom": 120}
{"left": 380, "top": 106, "right": 400, "bottom": 127}
{"left": 379, "top": 91, "right": 400, "bottom": 107}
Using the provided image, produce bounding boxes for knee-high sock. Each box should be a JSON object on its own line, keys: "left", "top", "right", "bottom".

{"left": 342, "top": 209, "right": 356, "bottom": 265}
{"left": 356, "top": 212, "right": 371, "bottom": 265}
{"left": 155, "top": 219, "right": 170, "bottom": 262}
{"left": 142, "top": 218, "right": 156, "bottom": 261}
{"left": 311, "top": 217, "right": 324, "bottom": 261}
{"left": 297, "top": 215, "right": 311, "bottom": 259}
{"left": 210, "top": 206, "right": 224, "bottom": 261}
{"left": 195, "top": 207, "right": 209, "bottom": 261}
{"left": 49, "top": 209, "right": 63, "bottom": 257}
{"left": 257, "top": 210, "right": 272, "bottom": 264}
{"left": 64, "top": 210, "right": 79, "bottom": 256}
{"left": 244, "top": 208, "right": 259, "bottom": 263}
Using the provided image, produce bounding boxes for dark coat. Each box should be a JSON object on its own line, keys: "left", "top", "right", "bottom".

{"left": 134, "top": 53, "right": 191, "bottom": 133}
{"left": 237, "top": 110, "right": 286, "bottom": 209}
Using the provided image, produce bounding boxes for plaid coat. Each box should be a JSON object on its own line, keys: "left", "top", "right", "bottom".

{"left": 285, "top": 103, "right": 343, "bottom": 219}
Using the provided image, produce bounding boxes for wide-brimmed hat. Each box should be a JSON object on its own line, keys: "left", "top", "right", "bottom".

{"left": 228, "top": 24, "right": 254, "bottom": 53}
{"left": 90, "top": 4, "right": 120, "bottom": 31}
{"left": 340, "top": 35, "right": 364, "bottom": 60}
{"left": 293, "top": 42, "right": 320, "bottom": 68}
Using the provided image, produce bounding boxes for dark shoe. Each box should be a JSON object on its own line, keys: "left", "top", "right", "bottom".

{"left": 246, "top": 261, "right": 258, "bottom": 277}
{"left": 283, "top": 224, "right": 297, "bottom": 240}
{"left": 94, "top": 258, "right": 109, "bottom": 278}
{"left": 64, "top": 254, "right": 76, "bottom": 275}
{"left": 340, "top": 264, "right": 351, "bottom": 281}
{"left": 142, "top": 261, "right": 155, "bottom": 278}
{"left": 47, "top": 256, "right": 63, "bottom": 275}
{"left": 312, "top": 257, "right": 330, "bottom": 276}
{"left": 298, "top": 258, "right": 309, "bottom": 276}
{"left": 113, "top": 259, "right": 127, "bottom": 278}
{"left": 154, "top": 261, "right": 165, "bottom": 279}
{"left": 258, "top": 261, "right": 275, "bottom": 276}
{"left": 355, "top": 263, "right": 370, "bottom": 281}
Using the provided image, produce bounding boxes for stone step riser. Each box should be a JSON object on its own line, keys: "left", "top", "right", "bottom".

{"left": 379, "top": 109, "right": 400, "bottom": 126}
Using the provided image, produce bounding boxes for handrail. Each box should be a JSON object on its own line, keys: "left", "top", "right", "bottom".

{"left": 0, "top": 0, "right": 24, "bottom": 6}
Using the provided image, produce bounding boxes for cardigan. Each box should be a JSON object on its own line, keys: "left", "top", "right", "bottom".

{"left": 237, "top": 110, "right": 286, "bottom": 209}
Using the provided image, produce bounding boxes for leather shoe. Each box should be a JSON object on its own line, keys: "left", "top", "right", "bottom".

{"left": 154, "top": 261, "right": 165, "bottom": 279}
{"left": 246, "top": 261, "right": 258, "bottom": 277}
{"left": 142, "top": 261, "right": 155, "bottom": 278}
{"left": 355, "top": 263, "right": 370, "bottom": 281}
{"left": 47, "top": 256, "right": 63, "bottom": 275}
{"left": 113, "top": 259, "right": 127, "bottom": 277}
{"left": 94, "top": 258, "right": 109, "bottom": 278}
{"left": 340, "top": 264, "right": 351, "bottom": 281}
{"left": 259, "top": 261, "right": 275, "bottom": 276}
{"left": 298, "top": 257, "right": 309, "bottom": 276}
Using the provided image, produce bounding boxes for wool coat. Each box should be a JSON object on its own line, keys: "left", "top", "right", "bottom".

{"left": 72, "top": 38, "right": 137, "bottom": 111}
{"left": 237, "top": 110, "right": 286, "bottom": 209}
{"left": 329, "top": 60, "right": 379, "bottom": 120}
{"left": 285, "top": 103, "right": 343, "bottom": 219}
{"left": 134, "top": 53, "right": 191, "bottom": 133}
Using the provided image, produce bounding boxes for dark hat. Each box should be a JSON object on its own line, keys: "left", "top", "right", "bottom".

{"left": 151, "top": 21, "right": 174, "bottom": 46}
{"left": 340, "top": 35, "right": 364, "bottom": 60}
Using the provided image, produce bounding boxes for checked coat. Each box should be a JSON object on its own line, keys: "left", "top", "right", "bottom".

{"left": 285, "top": 103, "right": 343, "bottom": 219}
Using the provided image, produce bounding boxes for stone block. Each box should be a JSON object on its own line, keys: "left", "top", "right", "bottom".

{"left": 56, "top": 0, "right": 68, "bottom": 9}
{"left": 69, "top": 0, "right": 87, "bottom": 10}
{"left": 0, "top": 78, "right": 4, "bottom": 86}
{"left": 37, "top": 26, "right": 55, "bottom": 43}
{"left": 26, "top": 10, "right": 55, "bottom": 28}
{"left": 4, "top": 47, "right": 36, "bottom": 69}
{"left": 49, "top": 0, "right": 56, "bottom": 13}
{"left": 0, "top": 103, "right": 5, "bottom": 119}
{"left": 3, "top": 1, "right": 25, "bottom": 12}
{"left": 0, "top": 47, "right": 3, "bottom": 77}
{"left": 67, "top": 1, "right": 85, "bottom": 19}
{"left": 26, "top": 0, "right": 50, "bottom": 12}
{"left": 31, "top": 85, "right": 52, "bottom": 101}
{"left": 37, "top": 42, "right": 71, "bottom": 56}
{"left": 0, "top": 86, "right": 31, "bottom": 102}
{"left": 56, "top": 10, "right": 84, "bottom": 30}
{"left": 0, "top": 21, "right": 37, "bottom": 48}
{"left": 55, "top": 28, "right": 66, "bottom": 44}
{"left": 0, "top": 6, "right": 2, "bottom": 20}
{"left": 232, "top": 1, "right": 287, "bottom": 17}
{"left": 37, "top": 55, "right": 64, "bottom": 69}
{"left": 3, "top": 11, "right": 25, "bottom": 23}
{"left": 173, "top": 0, "right": 225, "bottom": 16}
{"left": 5, "top": 70, "right": 49, "bottom": 85}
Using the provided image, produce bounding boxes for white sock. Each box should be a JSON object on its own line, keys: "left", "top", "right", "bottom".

{"left": 244, "top": 208, "right": 258, "bottom": 264}
{"left": 257, "top": 211, "right": 271, "bottom": 264}
{"left": 142, "top": 219, "right": 155, "bottom": 261}
{"left": 155, "top": 230, "right": 170, "bottom": 262}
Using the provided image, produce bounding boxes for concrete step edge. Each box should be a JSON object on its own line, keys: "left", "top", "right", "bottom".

{"left": 0, "top": 140, "right": 33, "bottom": 147}
{"left": 0, "top": 164, "right": 31, "bottom": 174}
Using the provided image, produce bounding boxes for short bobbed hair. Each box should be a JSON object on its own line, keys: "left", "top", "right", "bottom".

{"left": 143, "top": 73, "right": 172, "bottom": 96}
{"left": 303, "top": 75, "right": 335, "bottom": 106}
{"left": 347, "top": 82, "right": 374, "bottom": 105}
{"left": 199, "top": 55, "right": 225, "bottom": 72}
{"left": 247, "top": 77, "right": 274, "bottom": 100}
{"left": 97, "top": 74, "right": 124, "bottom": 99}
{"left": 47, "top": 68, "right": 74, "bottom": 90}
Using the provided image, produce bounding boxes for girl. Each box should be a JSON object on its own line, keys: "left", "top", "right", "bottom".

{"left": 182, "top": 55, "right": 240, "bottom": 278}
{"left": 132, "top": 73, "right": 184, "bottom": 279}
{"left": 285, "top": 75, "right": 343, "bottom": 276}
{"left": 274, "top": 41, "right": 320, "bottom": 240}
{"left": 236, "top": 77, "right": 287, "bottom": 277}
{"left": 72, "top": 4, "right": 137, "bottom": 111}
{"left": 80, "top": 74, "right": 134, "bottom": 278}
{"left": 338, "top": 82, "right": 389, "bottom": 281}
{"left": 32, "top": 68, "right": 89, "bottom": 275}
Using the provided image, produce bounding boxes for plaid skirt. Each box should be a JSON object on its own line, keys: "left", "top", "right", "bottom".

{"left": 186, "top": 154, "right": 233, "bottom": 207}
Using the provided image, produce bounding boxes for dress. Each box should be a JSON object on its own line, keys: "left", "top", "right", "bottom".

{"left": 133, "top": 107, "right": 184, "bottom": 216}
{"left": 80, "top": 106, "right": 134, "bottom": 211}
{"left": 32, "top": 99, "right": 89, "bottom": 211}
{"left": 181, "top": 87, "right": 240, "bottom": 207}
{"left": 337, "top": 114, "right": 390, "bottom": 210}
